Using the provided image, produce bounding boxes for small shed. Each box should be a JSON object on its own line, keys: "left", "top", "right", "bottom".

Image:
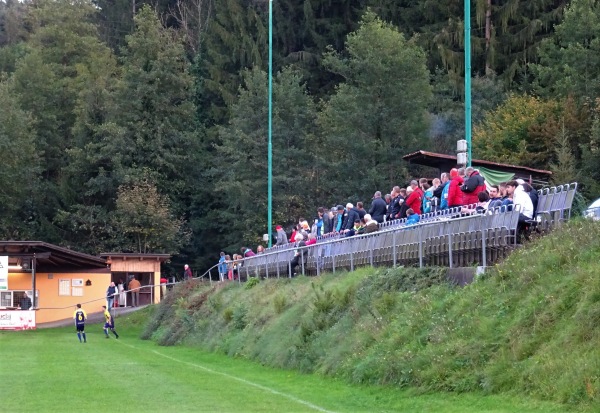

{"left": 100, "top": 253, "right": 171, "bottom": 306}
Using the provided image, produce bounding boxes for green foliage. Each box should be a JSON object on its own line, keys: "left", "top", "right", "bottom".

{"left": 473, "top": 94, "right": 588, "bottom": 170}
{"left": 223, "top": 307, "right": 233, "bottom": 324}
{"left": 272, "top": 294, "right": 287, "bottom": 314}
{"left": 245, "top": 277, "right": 260, "bottom": 290}
{"left": 143, "top": 221, "right": 600, "bottom": 409}
{"left": 112, "top": 174, "right": 189, "bottom": 254}
{"left": 319, "top": 11, "right": 431, "bottom": 197}
{"left": 0, "top": 80, "right": 40, "bottom": 238}
{"left": 232, "top": 304, "right": 248, "bottom": 330}
{"left": 211, "top": 66, "right": 318, "bottom": 246}
{"left": 533, "top": 0, "right": 600, "bottom": 102}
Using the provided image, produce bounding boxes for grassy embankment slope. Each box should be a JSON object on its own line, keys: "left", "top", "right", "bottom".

{"left": 143, "top": 219, "right": 600, "bottom": 410}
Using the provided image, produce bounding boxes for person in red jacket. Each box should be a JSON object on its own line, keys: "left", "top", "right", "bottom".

{"left": 404, "top": 180, "right": 424, "bottom": 215}
{"left": 447, "top": 168, "right": 465, "bottom": 207}
{"left": 460, "top": 167, "right": 486, "bottom": 206}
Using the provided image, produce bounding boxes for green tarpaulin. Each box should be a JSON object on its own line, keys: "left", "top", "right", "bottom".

{"left": 477, "top": 166, "right": 514, "bottom": 186}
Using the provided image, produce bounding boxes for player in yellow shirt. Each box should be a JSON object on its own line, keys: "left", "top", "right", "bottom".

{"left": 73, "top": 304, "right": 87, "bottom": 343}
{"left": 102, "top": 305, "right": 119, "bottom": 339}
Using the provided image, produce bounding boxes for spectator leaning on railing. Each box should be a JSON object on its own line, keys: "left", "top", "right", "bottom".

{"left": 369, "top": 191, "right": 387, "bottom": 223}
{"left": 275, "top": 225, "right": 288, "bottom": 245}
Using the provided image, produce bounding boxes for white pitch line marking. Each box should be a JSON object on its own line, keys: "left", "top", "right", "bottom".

{"left": 116, "top": 340, "right": 337, "bottom": 413}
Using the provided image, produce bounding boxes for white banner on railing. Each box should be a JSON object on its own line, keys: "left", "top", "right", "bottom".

{"left": 0, "top": 310, "right": 36, "bottom": 330}
{"left": 0, "top": 256, "right": 7, "bottom": 291}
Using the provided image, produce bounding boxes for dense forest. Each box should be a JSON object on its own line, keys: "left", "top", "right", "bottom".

{"left": 1, "top": 0, "right": 599, "bottom": 275}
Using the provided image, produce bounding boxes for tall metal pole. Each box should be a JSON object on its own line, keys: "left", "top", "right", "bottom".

{"left": 267, "top": 0, "right": 273, "bottom": 247}
{"left": 465, "top": 0, "right": 472, "bottom": 167}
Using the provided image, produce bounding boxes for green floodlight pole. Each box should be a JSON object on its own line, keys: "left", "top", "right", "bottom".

{"left": 267, "top": 0, "right": 273, "bottom": 247}
{"left": 465, "top": 0, "right": 472, "bottom": 167}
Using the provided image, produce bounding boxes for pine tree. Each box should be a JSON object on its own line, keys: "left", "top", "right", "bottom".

{"left": 533, "top": 0, "right": 600, "bottom": 102}
{"left": 318, "top": 12, "right": 431, "bottom": 198}
{"left": 210, "top": 67, "right": 318, "bottom": 249}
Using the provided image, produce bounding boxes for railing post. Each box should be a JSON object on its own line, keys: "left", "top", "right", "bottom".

{"left": 265, "top": 261, "right": 269, "bottom": 280}
{"left": 448, "top": 232, "right": 453, "bottom": 269}
{"left": 301, "top": 251, "right": 305, "bottom": 276}
{"left": 277, "top": 255, "right": 280, "bottom": 279}
{"left": 393, "top": 231, "right": 397, "bottom": 267}
{"left": 350, "top": 248, "right": 354, "bottom": 272}
{"left": 369, "top": 246, "right": 373, "bottom": 267}
{"left": 332, "top": 252, "right": 336, "bottom": 274}
{"left": 482, "top": 228, "right": 487, "bottom": 268}
{"left": 288, "top": 260, "right": 292, "bottom": 278}
{"left": 418, "top": 227, "right": 423, "bottom": 268}
{"left": 316, "top": 253, "right": 320, "bottom": 277}
{"left": 208, "top": 269, "right": 212, "bottom": 285}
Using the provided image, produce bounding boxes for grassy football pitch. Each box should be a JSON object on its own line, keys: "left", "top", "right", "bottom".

{"left": 1, "top": 316, "right": 572, "bottom": 413}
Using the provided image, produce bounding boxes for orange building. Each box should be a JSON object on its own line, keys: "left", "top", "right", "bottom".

{"left": 1, "top": 242, "right": 170, "bottom": 328}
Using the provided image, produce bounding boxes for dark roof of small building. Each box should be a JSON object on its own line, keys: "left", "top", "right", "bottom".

{"left": 403, "top": 150, "right": 552, "bottom": 184}
{"left": 99, "top": 252, "right": 171, "bottom": 262}
{"left": 0, "top": 241, "right": 109, "bottom": 272}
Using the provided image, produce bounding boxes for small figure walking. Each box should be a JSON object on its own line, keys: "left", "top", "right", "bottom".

{"left": 73, "top": 304, "right": 87, "bottom": 343}
{"left": 184, "top": 264, "right": 193, "bottom": 280}
{"left": 102, "top": 305, "right": 119, "bottom": 339}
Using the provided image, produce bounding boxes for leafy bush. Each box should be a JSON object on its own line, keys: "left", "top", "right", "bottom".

{"left": 273, "top": 294, "right": 286, "bottom": 314}
{"left": 245, "top": 277, "right": 260, "bottom": 290}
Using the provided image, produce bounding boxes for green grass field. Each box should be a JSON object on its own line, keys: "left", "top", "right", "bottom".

{"left": 1, "top": 313, "right": 573, "bottom": 413}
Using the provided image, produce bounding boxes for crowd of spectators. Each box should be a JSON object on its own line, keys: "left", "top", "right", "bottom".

{"left": 219, "top": 166, "right": 539, "bottom": 278}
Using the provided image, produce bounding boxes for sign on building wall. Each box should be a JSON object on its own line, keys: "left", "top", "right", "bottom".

{"left": 0, "top": 256, "right": 8, "bottom": 291}
{"left": 0, "top": 310, "right": 36, "bottom": 330}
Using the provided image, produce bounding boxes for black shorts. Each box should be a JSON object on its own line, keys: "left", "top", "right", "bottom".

{"left": 76, "top": 323, "right": 85, "bottom": 332}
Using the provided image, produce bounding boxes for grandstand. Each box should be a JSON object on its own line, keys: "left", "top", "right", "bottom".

{"left": 214, "top": 183, "right": 577, "bottom": 282}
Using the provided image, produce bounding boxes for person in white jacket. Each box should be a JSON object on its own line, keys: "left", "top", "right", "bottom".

{"left": 506, "top": 180, "right": 534, "bottom": 223}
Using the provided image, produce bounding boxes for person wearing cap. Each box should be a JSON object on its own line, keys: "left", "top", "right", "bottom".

{"left": 369, "top": 191, "right": 387, "bottom": 223}
{"left": 275, "top": 225, "right": 288, "bottom": 245}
